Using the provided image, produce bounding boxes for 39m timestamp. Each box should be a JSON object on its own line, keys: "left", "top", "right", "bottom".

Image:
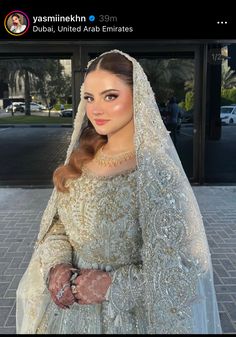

{"left": 99, "top": 15, "right": 118, "bottom": 23}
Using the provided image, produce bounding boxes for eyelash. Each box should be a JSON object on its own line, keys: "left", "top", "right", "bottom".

{"left": 105, "top": 94, "right": 118, "bottom": 101}
{"left": 84, "top": 96, "right": 93, "bottom": 102}
{"left": 84, "top": 94, "right": 118, "bottom": 102}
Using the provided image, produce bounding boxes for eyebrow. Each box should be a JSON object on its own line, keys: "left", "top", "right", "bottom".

{"left": 84, "top": 89, "right": 120, "bottom": 96}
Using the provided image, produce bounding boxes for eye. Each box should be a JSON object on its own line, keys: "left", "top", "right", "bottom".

{"left": 84, "top": 96, "right": 93, "bottom": 103}
{"left": 105, "top": 94, "right": 118, "bottom": 101}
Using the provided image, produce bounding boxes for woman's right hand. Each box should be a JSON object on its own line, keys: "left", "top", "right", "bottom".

{"left": 48, "top": 263, "right": 75, "bottom": 309}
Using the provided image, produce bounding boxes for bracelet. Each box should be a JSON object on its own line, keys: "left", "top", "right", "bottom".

{"left": 49, "top": 267, "right": 80, "bottom": 300}
{"left": 56, "top": 282, "right": 71, "bottom": 300}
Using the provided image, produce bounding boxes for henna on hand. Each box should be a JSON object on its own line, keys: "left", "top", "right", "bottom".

{"left": 72, "top": 269, "right": 112, "bottom": 305}
{"left": 48, "top": 263, "right": 76, "bottom": 309}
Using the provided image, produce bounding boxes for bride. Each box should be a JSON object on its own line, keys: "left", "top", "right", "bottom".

{"left": 16, "top": 50, "right": 222, "bottom": 334}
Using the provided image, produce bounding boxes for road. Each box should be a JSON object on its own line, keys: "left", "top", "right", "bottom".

{"left": 0, "top": 127, "right": 72, "bottom": 186}
{"left": 0, "top": 109, "right": 60, "bottom": 118}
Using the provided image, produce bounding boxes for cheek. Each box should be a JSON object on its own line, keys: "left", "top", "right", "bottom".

{"left": 111, "top": 103, "right": 126, "bottom": 115}
{"left": 86, "top": 105, "right": 93, "bottom": 119}
{"left": 111, "top": 97, "right": 133, "bottom": 117}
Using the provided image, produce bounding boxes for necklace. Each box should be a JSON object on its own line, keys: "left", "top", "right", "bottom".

{"left": 94, "top": 146, "right": 135, "bottom": 167}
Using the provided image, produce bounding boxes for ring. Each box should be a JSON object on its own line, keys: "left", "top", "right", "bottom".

{"left": 56, "top": 282, "right": 70, "bottom": 300}
{"left": 71, "top": 285, "right": 77, "bottom": 294}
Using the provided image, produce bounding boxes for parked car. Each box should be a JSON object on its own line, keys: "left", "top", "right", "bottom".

{"left": 18, "top": 102, "right": 47, "bottom": 112}
{"left": 220, "top": 106, "right": 236, "bottom": 124}
{"left": 6, "top": 102, "right": 47, "bottom": 113}
{"left": 59, "top": 109, "right": 73, "bottom": 117}
{"left": 5, "top": 102, "right": 24, "bottom": 113}
{"left": 35, "top": 102, "right": 47, "bottom": 110}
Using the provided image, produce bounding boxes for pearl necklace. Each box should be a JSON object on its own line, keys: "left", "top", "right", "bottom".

{"left": 94, "top": 146, "right": 135, "bottom": 167}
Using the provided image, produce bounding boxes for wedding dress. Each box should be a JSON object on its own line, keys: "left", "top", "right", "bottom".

{"left": 16, "top": 50, "right": 222, "bottom": 334}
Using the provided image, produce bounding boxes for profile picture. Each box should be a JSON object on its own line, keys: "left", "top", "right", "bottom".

{"left": 4, "top": 10, "right": 30, "bottom": 36}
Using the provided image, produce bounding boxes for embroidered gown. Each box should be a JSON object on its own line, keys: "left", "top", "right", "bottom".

{"left": 36, "top": 167, "right": 146, "bottom": 334}
{"left": 16, "top": 49, "right": 222, "bottom": 334}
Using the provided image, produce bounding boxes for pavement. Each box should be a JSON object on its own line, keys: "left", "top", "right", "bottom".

{"left": 0, "top": 127, "right": 73, "bottom": 187}
{"left": 0, "top": 185, "right": 236, "bottom": 334}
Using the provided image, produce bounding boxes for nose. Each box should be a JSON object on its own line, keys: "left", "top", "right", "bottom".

{"left": 91, "top": 102, "right": 104, "bottom": 116}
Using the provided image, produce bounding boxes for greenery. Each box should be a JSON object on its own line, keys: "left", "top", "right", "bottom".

{"left": 0, "top": 59, "right": 72, "bottom": 116}
{"left": 221, "top": 88, "right": 236, "bottom": 105}
{"left": 139, "top": 58, "right": 194, "bottom": 103}
{"left": 0, "top": 115, "right": 72, "bottom": 124}
{"left": 54, "top": 103, "right": 72, "bottom": 111}
{"left": 178, "top": 60, "right": 236, "bottom": 111}
{"left": 2, "top": 56, "right": 235, "bottom": 119}
{"left": 185, "top": 91, "right": 194, "bottom": 111}
{"left": 220, "top": 61, "right": 236, "bottom": 105}
{"left": 221, "top": 61, "right": 236, "bottom": 89}
{"left": 178, "top": 91, "right": 194, "bottom": 111}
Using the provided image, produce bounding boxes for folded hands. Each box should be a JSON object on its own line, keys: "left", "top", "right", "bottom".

{"left": 48, "top": 264, "right": 112, "bottom": 309}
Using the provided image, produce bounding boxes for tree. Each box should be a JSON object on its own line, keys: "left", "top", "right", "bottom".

{"left": 221, "top": 61, "right": 236, "bottom": 89}
{"left": 139, "top": 58, "right": 194, "bottom": 103}
{"left": 34, "top": 61, "right": 72, "bottom": 116}
{"left": 34, "top": 60, "right": 62, "bottom": 115}
{"left": 6, "top": 59, "right": 52, "bottom": 115}
{"left": 221, "top": 88, "right": 236, "bottom": 104}
{"left": 0, "top": 59, "right": 68, "bottom": 116}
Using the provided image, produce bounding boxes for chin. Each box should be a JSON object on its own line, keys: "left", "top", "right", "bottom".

{"left": 96, "top": 130, "right": 108, "bottom": 136}
{"left": 93, "top": 126, "right": 109, "bottom": 136}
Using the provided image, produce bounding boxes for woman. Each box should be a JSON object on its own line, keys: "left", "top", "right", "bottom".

{"left": 10, "top": 13, "right": 26, "bottom": 34}
{"left": 16, "top": 50, "right": 222, "bottom": 334}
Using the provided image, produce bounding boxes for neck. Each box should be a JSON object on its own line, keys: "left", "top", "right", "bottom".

{"left": 106, "top": 118, "right": 134, "bottom": 153}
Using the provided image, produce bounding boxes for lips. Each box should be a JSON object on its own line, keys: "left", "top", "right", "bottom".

{"left": 94, "top": 119, "right": 109, "bottom": 126}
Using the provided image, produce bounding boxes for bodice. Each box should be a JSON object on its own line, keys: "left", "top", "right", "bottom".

{"left": 57, "top": 168, "right": 143, "bottom": 269}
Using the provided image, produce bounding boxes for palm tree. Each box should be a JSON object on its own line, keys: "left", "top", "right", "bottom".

{"left": 184, "top": 61, "right": 236, "bottom": 93}
{"left": 8, "top": 59, "right": 63, "bottom": 115}
{"left": 138, "top": 58, "right": 194, "bottom": 103}
{"left": 221, "top": 61, "right": 236, "bottom": 89}
{"left": 0, "top": 59, "right": 65, "bottom": 115}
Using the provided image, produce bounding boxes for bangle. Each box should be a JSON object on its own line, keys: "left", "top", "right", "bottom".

{"left": 69, "top": 269, "right": 80, "bottom": 285}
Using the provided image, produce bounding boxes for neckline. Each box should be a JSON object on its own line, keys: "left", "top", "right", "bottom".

{"left": 94, "top": 146, "right": 136, "bottom": 168}
{"left": 81, "top": 165, "right": 137, "bottom": 180}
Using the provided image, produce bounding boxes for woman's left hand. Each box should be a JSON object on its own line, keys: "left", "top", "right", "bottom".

{"left": 72, "top": 269, "right": 112, "bottom": 305}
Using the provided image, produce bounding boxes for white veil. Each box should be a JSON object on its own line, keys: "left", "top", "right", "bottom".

{"left": 16, "top": 50, "right": 222, "bottom": 334}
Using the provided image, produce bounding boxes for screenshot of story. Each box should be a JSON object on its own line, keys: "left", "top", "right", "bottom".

{"left": 0, "top": 1, "right": 234, "bottom": 40}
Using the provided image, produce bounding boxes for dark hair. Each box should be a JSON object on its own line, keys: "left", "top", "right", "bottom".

{"left": 11, "top": 13, "right": 21, "bottom": 20}
{"left": 53, "top": 52, "right": 133, "bottom": 192}
{"left": 86, "top": 52, "right": 133, "bottom": 86}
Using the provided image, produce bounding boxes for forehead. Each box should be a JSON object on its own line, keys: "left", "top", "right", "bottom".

{"left": 84, "top": 70, "right": 129, "bottom": 91}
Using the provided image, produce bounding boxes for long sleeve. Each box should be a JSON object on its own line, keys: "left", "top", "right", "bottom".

{"left": 106, "top": 263, "right": 144, "bottom": 313}
{"left": 39, "top": 211, "right": 72, "bottom": 282}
